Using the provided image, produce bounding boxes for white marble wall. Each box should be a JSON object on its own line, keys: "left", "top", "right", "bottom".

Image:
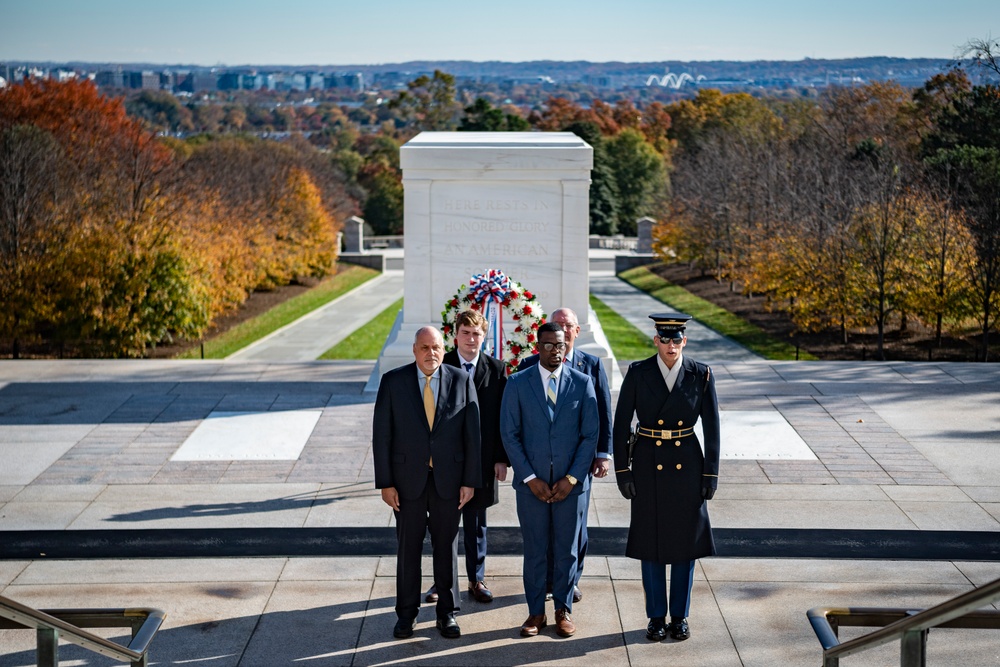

{"left": 375, "top": 132, "right": 602, "bottom": 377}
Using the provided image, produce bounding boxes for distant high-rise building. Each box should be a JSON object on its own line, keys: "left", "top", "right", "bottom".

{"left": 126, "top": 71, "right": 160, "bottom": 90}
{"left": 325, "top": 72, "right": 364, "bottom": 91}
{"left": 180, "top": 71, "right": 218, "bottom": 92}
{"left": 306, "top": 72, "right": 325, "bottom": 90}
{"left": 95, "top": 70, "right": 126, "bottom": 89}
{"left": 218, "top": 71, "right": 241, "bottom": 90}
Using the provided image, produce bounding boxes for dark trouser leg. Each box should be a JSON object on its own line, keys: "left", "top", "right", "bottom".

{"left": 550, "top": 491, "right": 586, "bottom": 612}
{"left": 462, "top": 505, "right": 487, "bottom": 583}
{"left": 515, "top": 491, "right": 551, "bottom": 616}
{"left": 394, "top": 478, "right": 431, "bottom": 621}
{"left": 574, "top": 483, "right": 591, "bottom": 586}
{"left": 641, "top": 560, "right": 668, "bottom": 619}
{"left": 669, "top": 560, "right": 696, "bottom": 618}
{"left": 426, "top": 473, "right": 461, "bottom": 618}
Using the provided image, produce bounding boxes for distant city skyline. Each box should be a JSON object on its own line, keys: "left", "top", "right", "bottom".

{"left": 1, "top": 0, "right": 995, "bottom": 65}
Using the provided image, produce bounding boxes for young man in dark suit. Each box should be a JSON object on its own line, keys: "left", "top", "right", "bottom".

{"left": 440, "top": 309, "right": 508, "bottom": 603}
{"left": 517, "top": 307, "right": 612, "bottom": 602}
{"left": 502, "top": 322, "right": 599, "bottom": 638}
{"left": 373, "top": 326, "right": 482, "bottom": 640}
{"left": 613, "top": 313, "right": 720, "bottom": 642}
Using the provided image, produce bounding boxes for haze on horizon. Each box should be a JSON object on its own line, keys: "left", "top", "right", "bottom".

{"left": 1, "top": 0, "right": 995, "bottom": 66}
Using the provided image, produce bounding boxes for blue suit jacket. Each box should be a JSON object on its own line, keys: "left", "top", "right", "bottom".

{"left": 500, "top": 365, "right": 599, "bottom": 496}
{"left": 518, "top": 348, "right": 612, "bottom": 456}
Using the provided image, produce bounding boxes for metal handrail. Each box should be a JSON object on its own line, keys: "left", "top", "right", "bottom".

{"left": 0, "top": 594, "right": 165, "bottom": 666}
{"left": 808, "top": 576, "right": 1000, "bottom": 666}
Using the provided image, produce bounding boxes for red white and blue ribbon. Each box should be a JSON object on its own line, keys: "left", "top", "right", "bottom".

{"left": 469, "top": 269, "right": 510, "bottom": 360}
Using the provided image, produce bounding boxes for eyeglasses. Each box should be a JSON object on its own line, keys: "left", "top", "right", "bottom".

{"left": 657, "top": 335, "right": 684, "bottom": 346}
{"left": 539, "top": 342, "right": 567, "bottom": 352}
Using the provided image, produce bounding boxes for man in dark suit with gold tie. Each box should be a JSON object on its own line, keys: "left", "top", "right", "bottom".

{"left": 613, "top": 313, "right": 720, "bottom": 642}
{"left": 373, "top": 326, "right": 482, "bottom": 640}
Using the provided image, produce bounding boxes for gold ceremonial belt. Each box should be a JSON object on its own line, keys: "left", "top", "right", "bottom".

{"left": 636, "top": 426, "right": 695, "bottom": 439}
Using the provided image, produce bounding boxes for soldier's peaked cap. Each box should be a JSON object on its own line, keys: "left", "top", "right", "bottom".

{"left": 649, "top": 313, "right": 692, "bottom": 338}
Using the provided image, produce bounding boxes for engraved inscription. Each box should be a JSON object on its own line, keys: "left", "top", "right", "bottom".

{"left": 441, "top": 221, "right": 549, "bottom": 234}
{"left": 441, "top": 199, "right": 550, "bottom": 212}
{"left": 444, "top": 244, "right": 550, "bottom": 257}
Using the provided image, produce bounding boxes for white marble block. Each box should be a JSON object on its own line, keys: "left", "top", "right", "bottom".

{"left": 375, "top": 132, "right": 607, "bottom": 379}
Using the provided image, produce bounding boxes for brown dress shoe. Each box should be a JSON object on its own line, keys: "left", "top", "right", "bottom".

{"left": 520, "top": 614, "right": 547, "bottom": 637}
{"left": 555, "top": 608, "right": 576, "bottom": 637}
{"left": 572, "top": 585, "right": 582, "bottom": 603}
{"left": 468, "top": 580, "right": 494, "bottom": 603}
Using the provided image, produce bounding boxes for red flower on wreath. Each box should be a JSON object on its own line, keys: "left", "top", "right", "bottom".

{"left": 523, "top": 305, "right": 533, "bottom": 315}
{"left": 524, "top": 291, "right": 533, "bottom": 299}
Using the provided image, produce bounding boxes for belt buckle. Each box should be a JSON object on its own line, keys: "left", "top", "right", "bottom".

{"left": 661, "top": 429, "right": 669, "bottom": 439}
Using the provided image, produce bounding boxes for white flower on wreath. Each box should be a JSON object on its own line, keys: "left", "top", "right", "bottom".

{"left": 441, "top": 271, "right": 546, "bottom": 375}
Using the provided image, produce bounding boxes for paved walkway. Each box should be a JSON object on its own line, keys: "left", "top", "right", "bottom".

{"left": 589, "top": 271, "right": 759, "bottom": 362}
{"left": 227, "top": 271, "right": 404, "bottom": 362}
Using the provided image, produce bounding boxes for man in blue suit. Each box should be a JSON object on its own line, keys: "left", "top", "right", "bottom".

{"left": 517, "top": 307, "right": 612, "bottom": 602}
{"left": 502, "top": 322, "right": 599, "bottom": 638}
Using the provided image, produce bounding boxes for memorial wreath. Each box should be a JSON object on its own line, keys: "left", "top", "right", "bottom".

{"left": 441, "top": 269, "right": 545, "bottom": 375}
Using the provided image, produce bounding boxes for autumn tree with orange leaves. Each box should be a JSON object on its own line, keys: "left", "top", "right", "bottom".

{"left": 0, "top": 80, "right": 346, "bottom": 358}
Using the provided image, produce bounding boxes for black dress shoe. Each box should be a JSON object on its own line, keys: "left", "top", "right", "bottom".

{"left": 436, "top": 613, "right": 461, "bottom": 638}
{"left": 424, "top": 585, "right": 439, "bottom": 603}
{"left": 668, "top": 617, "right": 690, "bottom": 641}
{"left": 646, "top": 617, "right": 667, "bottom": 641}
{"left": 572, "top": 585, "right": 583, "bottom": 603}
{"left": 393, "top": 618, "right": 415, "bottom": 639}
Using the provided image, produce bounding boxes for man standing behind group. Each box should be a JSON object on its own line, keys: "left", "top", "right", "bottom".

{"left": 443, "top": 310, "right": 508, "bottom": 603}
{"left": 517, "top": 307, "right": 612, "bottom": 602}
{"left": 373, "top": 326, "right": 481, "bottom": 640}
{"left": 502, "top": 322, "right": 599, "bottom": 638}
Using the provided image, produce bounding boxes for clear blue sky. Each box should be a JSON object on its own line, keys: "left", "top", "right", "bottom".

{"left": 1, "top": 0, "right": 995, "bottom": 65}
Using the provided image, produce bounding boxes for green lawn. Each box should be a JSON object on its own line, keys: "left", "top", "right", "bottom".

{"left": 618, "top": 265, "right": 817, "bottom": 361}
{"left": 590, "top": 294, "right": 656, "bottom": 362}
{"left": 319, "top": 298, "right": 403, "bottom": 359}
{"left": 176, "top": 264, "right": 380, "bottom": 359}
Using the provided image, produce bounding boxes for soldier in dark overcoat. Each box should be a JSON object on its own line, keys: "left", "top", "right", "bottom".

{"left": 613, "top": 313, "right": 720, "bottom": 642}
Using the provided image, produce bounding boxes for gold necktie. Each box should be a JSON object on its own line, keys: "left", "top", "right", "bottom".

{"left": 424, "top": 374, "right": 435, "bottom": 468}
{"left": 423, "top": 375, "right": 435, "bottom": 429}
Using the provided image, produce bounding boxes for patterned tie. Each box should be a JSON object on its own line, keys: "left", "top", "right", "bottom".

{"left": 547, "top": 373, "right": 558, "bottom": 419}
{"left": 423, "top": 375, "right": 435, "bottom": 429}
{"left": 464, "top": 362, "right": 474, "bottom": 373}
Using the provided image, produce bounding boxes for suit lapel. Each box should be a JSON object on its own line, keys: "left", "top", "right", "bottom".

{"left": 408, "top": 367, "right": 431, "bottom": 432}
{"left": 432, "top": 367, "right": 452, "bottom": 431}
{"left": 474, "top": 355, "right": 489, "bottom": 387}
{"left": 552, "top": 370, "right": 572, "bottom": 421}
{"left": 527, "top": 368, "right": 549, "bottom": 420}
